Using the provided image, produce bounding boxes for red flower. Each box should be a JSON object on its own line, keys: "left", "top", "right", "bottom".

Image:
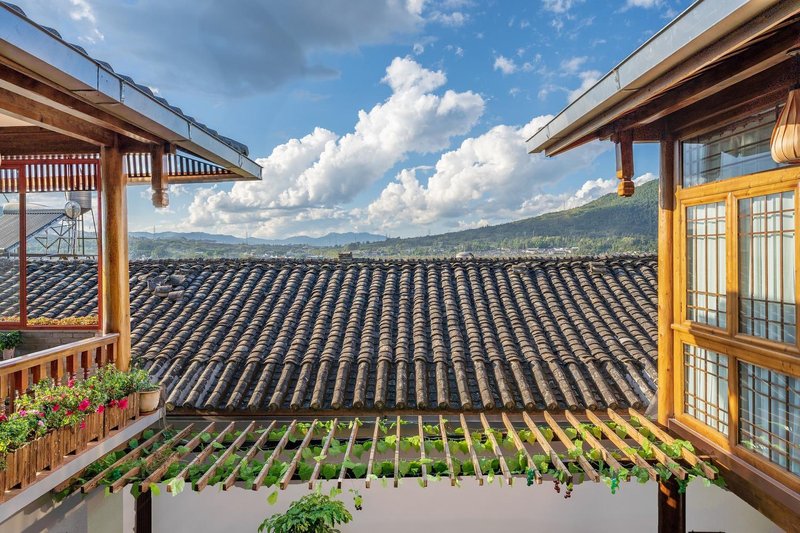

{"left": 78, "top": 399, "right": 90, "bottom": 412}
{"left": 118, "top": 398, "right": 128, "bottom": 410}
{"left": 0, "top": 413, "right": 7, "bottom": 422}
{"left": 108, "top": 399, "right": 118, "bottom": 408}
{"left": 52, "top": 404, "right": 60, "bottom": 412}
{"left": 80, "top": 420, "right": 86, "bottom": 429}
{"left": 96, "top": 405, "right": 105, "bottom": 414}
{"left": 68, "top": 378, "right": 75, "bottom": 388}
{"left": 65, "top": 410, "right": 73, "bottom": 417}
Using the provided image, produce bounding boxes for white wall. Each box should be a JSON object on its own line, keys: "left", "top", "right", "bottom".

{"left": 1, "top": 478, "right": 781, "bottom": 533}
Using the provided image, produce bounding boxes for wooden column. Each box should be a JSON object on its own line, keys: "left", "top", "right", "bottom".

{"left": 101, "top": 140, "right": 131, "bottom": 371}
{"left": 657, "top": 138, "right": 675, "bottom": 425}
{"left": 658, "top": 477, "right": 685, "bottom": 533}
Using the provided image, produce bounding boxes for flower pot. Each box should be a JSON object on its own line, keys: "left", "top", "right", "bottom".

{"left": 138, "top": 388, "right": 161, "bottom": 413}
{"left": 2, "top": 348, "right": 15, "bottom": 360}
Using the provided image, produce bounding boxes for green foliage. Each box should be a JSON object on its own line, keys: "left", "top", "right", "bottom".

{"left": 0, "top": 330, "right": 22, "bottom": 350}
{"left": 258, "top": 493, "right": 353, "bottom": 533}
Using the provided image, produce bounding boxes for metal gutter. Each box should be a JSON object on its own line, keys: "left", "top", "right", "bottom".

{"left": 527, "top": 0, "right": 783, "bottom": 154}
{"left": 0, "top": 4, "right": 261, "bottom": 179}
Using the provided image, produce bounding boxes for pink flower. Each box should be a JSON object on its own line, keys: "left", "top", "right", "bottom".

{"left": 96, "top": 405, "right": 105, "bottom": 414}
{"left": 38, "top": 420, "right": 45, "bottom": 427}
{"left": 118, "top": 398, "right": 128, "bottom": 410}
{"left": 18, "top": 409, "right": 27, "bottom": 417}
{"left": 78, "top": 399, "right": 90, "bottom": 412}
{"left": 68, "top": 378, "right": 75, "bottom": 388}
{"left": 66, "top": 410, "right": 73, "bottom": 417}
{"left": 80, "top": 420, "right": 86, "bottom": 429}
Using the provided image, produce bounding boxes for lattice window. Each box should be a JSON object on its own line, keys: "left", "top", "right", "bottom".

{"left": 739, "top": 361, "right": 800, "bottom": 476}
{"left": 686, "top": 201, "right": 726, "bottom": 328}
{"left": 682, "top": 107, "right": 782, "bottom": 188}
{"left": 738, "top": 191, "right": 796, "bottom": 343}
{"left": 684, "top": 344, "right": 729, "bottom": 435}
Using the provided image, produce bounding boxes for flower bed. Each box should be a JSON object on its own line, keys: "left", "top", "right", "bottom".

{"left": 0, "top": 367, "right": 150, "bottom": 495}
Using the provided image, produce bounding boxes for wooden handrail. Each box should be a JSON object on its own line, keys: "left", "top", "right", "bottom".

{"left": 0, "top": 333, "right": 119, "bottom": 412}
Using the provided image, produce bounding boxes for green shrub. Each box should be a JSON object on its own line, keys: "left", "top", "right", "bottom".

{"left": 258, "top": 493, "right": 353, "bottom": 533}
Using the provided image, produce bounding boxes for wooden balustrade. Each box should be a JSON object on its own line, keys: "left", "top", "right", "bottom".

{"left": 0, "top": 333, "right": 119, "bottom": 412}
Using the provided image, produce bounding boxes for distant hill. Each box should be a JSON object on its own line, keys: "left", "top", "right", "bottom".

{"left": 359, "top": 179, "right": 658, "bottom": 255}
{"left": 129, "top": 230, "right": 386, "bottom": 246}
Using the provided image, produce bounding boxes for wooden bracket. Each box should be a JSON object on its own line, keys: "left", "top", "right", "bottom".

{"left": 615, "top": 130, "right": 635, "bottom": 197}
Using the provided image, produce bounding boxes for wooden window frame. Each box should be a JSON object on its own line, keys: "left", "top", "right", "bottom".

{"left": 0, "top": 160, "right": 103, "bottom": 332}
{"left": 674, "top": 147, "right": 800, "bottom": 492}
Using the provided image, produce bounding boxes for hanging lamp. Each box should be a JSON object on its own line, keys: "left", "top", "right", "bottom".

{"left": 770, "top": 47, "right": 800, "bottom": 164}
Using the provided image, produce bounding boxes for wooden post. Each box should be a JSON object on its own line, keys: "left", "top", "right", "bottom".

{"left": 657, "top": 138, "right": 675, "bottom": 425}
{"left": 658, "top": 477, "right": 685, "bottom": 533}
{"left": 101, "top": 140, "right": 131, "bottom": 371}
{"left": 150, "top": 144, "right": 169, "bottom": 208}
{"left": 135, "top": 488, "right": 152, "bottom": 533}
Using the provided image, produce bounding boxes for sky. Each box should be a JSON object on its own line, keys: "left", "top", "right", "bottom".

{"left": 15, "top": 0, "right": 690, "bottom": 239}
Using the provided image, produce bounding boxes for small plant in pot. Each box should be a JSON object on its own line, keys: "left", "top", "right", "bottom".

{"left": 129, "top": 368, "right": 161, "bottom": 413}
{"left": 0, "top": 331, "right": 22, "bottom": 360}
{"left": 259, "top": 493, "right": 352, "bottom": 533}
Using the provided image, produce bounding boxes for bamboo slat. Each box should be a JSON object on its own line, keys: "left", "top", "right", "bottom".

{"left": 459, "top": 414, "right": 483, "bottom": 485}
{"left": 365, "top": 418, "right": 380, "bottom": 489}
{"left": 564, "top": 411, "right": 626, "bottom": 476}
{"left": 501, "top": 413, "right": 541, "bottom": 484}
{"left": 112, "top": 426, "right": 194, "bottom": 493}
{"left": 393, "top": 416, "right": 401, "bottom": 488}
{"left": 223, "top": 421, "right": 274, "bottom": 491}
{"left": 543, "top": 411, "right": 599, "bottom": 482}
{"left": 308, "top": 419, "right": 337, "bottom": 489}
{"left": 251, "top": 421, "right": 296, "bottom": 490}
{"left": 337, "top": 420, "right": 360, "bottom": 489}
{"left": 479, "top": 413, "right": 511, "bottom": 485}
{"left": 606, "top": 409, "right": 687, "bottom": 480}
{"left": 417, "top": 416, "right": 428, "bottom": 488}
{"left": 439, "top": 415, "right": 456, "bottom": 486}
{"left": 281, "top": 420, "right": 316, "bottom": 490}
{"left": 522, "top": 412, "right": 572, "bottom": 483}
{"left": 144, "top": 422, "right": 215, "bottom": 489}
{"left": 195, "top": 422, "right": 255, "bottom": 492}
{"left": 585, "top": 410, "right": 657, "bottom": 480}
{"left": 82, "top": 427, "right": 170, "bottom": 493}
{"left": 167, "top": 422, "right": 235, "bottom": 492}
{"left": 628, "top": 408, "right": 716, "bottom": 479}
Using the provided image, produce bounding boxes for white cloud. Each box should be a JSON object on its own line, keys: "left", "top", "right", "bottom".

{"left": 560, "top": 56, "right": 588, "bottom": 75}
{"left": 541, "top": 0, "right": 584, "bottom": 13}
{"left": 67, "top": 0, "right": 104, "bottom": 43}
{"left": 493, "top": 55, "right": 518, "bottom": 75}
{"left": 429, "top": 10, "right": 468, "bottom": 26}
{"left": 568, "top": 70, "right": 602, "bottom": 102}
{"left": 413, "top": 42, "right": 425, "bottom": 55}
{"left": 625, "top": 0, "right": 662, "bottom": 8}
{"left": 187, "top": 57, "right": 484, "bottom": 235}
{"left": 365, "top": 116, "right": 610, "bottom": 230}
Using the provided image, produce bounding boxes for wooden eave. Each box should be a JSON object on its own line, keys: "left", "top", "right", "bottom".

{"left": 529, "top": 3, "right": 800, "bottom": 155}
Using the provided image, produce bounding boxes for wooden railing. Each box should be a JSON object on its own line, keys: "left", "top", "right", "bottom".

{"left": 0, "top": 333, "right": 119, "bottom": 412}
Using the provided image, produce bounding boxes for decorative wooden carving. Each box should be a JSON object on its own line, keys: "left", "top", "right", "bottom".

{"left": 771, "top": 88, "right": 800, "bottom": 164}
{"left": 615, "top": 130, "right": 635, "bottom": 197}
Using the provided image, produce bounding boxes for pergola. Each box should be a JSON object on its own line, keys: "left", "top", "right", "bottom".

{"left": 54, "top": 409, "right": 719, "bottom": 533}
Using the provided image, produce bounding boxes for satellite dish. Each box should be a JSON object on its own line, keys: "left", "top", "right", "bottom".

{"left": 64, "top": 200, "right": 82, "bottom": 219}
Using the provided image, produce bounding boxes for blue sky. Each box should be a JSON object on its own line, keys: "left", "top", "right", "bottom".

{"left": 17, "top": 0, "right": 689, "bottom": 238}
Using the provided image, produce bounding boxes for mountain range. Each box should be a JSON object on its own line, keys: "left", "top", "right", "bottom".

{"left": 129, "top": 230, "right": 386, "bottom": 247}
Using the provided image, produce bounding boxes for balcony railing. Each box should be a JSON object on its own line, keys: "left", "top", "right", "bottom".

{"left": 0, "top": 333, "right": 118, "bottom": 412}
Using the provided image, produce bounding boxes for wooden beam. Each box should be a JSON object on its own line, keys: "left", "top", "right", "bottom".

{"left": 522, "top": 412, "right": 571, "bottom": 483}
{"left": 140, "top": 422, "right": 214, "bottom": 489}
{"left": 0, "top": 86, "right": 115, "bottom": 146}
{"left": 308, "top": 419, "right": 337, "bottom": 489}
{"left": 541, "top": 3, "right": 800, "bottom": 155}
{"left": 224, "top": 421, "right": 274, "bottom": 491}
{"left": 81, "top": 427, "right": 169, "bottom": 493}
{"left": 543, "top": 411, "right": 599, "bottom": 482}
{"left": 607, "top": 409, "right": 687, "bottom": 480}
{"left": 169, "top": 422, "right": 235, "bottom": 492}
{"left": 0, "top": 127, "right": 98, "bottom": 155}
{"left": 439, "top": 415, "right": 457, "bottom": 486}
{"left": 459, "top": 414, "right": 483, "bottom": 486}
{"left": 112, "top": 426, "right": 193, "bottom": 493}
{"left": 365, "top": 418, "right": 380, "bottom": 489}
{"left": 196, "top": 421, "right": 255, "bottom": 492}
{"left": 101, "top": 140, "right": 131, "bottom": 371}
{"left": 585, "top": 410, "right": 658, "bottom": 480}
{"left": 658, "top": 477, "right": 686, "bottom": 533}
{"left": 150, "top": 144, "right": 169, "bottom": 208}
{"left": 564, "top": 411, "right": 626, "bottom": 476}
{"left": 0, "top": 62, "right": 163, "bottom": 145}
{"left": 252, "top": 421, "right": 296, "bottom": 490}
{"left": 658, "top": 137, "right": 675, "bottom": 426}
{"left": 501, "top": 413, "right": 540, "bottom": 484}
{"left": 281, "top": 420, "right": 316, "bottom": 490}
{"left": 417, "top": 416, "right": 429, "bottom": 487}
{"left": 337, "top": 420, "right": 360, "bottom": 489}
{"left": 479, "top": 413, "right": 511, "bottom": 485}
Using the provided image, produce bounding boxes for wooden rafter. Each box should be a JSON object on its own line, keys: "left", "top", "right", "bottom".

{"left": 282, "top": 420, "right": 316, "bottom": 490}
{"left": 459, "top": 414, "right": 483, "bottom": 486}
{"left": 168, "top": 422, "right": 235, "bottom": 492}
{"left": 523, "top": 412, "right": 572, "bottom": 484}
{"left": 336, "top": 420, "right": 360, "bottom": 489}
{"left": 585, "top": 410, "right": 657, "bottom": 480}
{"left": 502, "top": 412, "right": 541, "bottom": 484}
{"left": 365, "top": 417, "right": 380, "bottom": 489}
{"left": 417, "top": 416, "right": 428, "bottom": 487}
{"left": 480, "top": 413, "right": 511, "bottom": 485}
{"left": 252, "top": 420, "right": 296, "bottom": 490}
{"left": 308, "top": 419, "right": 337, "bottom": 489}
{"left": 81, "top": 427, "right": 170, "bottom": 493}
{"left": 195, "top": 421, "right": 256, "bottom": 492}
{"left": 564, "top": 411, "right": 626, "bottom": 477}
{"left": 544, "top": 411, "right": 599, "bottom": 482}
{"left": 439, "top": 415, "right": 456, "bottom": 486}
{"left": 142, "top": 422, "right": 214, "bottom": 490}
{"left": 224, "top": 421, "right": 274, "bottom": 491}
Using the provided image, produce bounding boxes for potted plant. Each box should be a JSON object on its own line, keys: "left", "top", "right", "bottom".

{"left": 258, "top": 493, "right": 353, "bottom": 533}
{"left": 0, "top": 331, "right": 22, "bottom": 360}
{"left": 129, "top": 368, "right": 161, "bottom": 413}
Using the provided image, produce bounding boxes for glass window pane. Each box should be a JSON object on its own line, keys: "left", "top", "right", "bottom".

{"left": 682, "top": 108, "right": 783, "bottom": 187}
{"left": 684, "top": 343, "right": 729, "bottom": 435}
{"left": 686, "top": 201, "right": 726, "bottom": 328}
{"left": 739, "top": 361, "right": 800, "bottom": 476}
{"left": 739, "top": 191, "right": 796, "bottom": 343}
{"left": 0, "top": 179, "right": 21, "bottom": 323}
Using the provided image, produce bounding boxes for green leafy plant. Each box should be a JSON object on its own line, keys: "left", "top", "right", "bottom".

{"left": 0, "top": 331, "right": 22, "bottom": 351}
{"left": 258, "top": 493, "right": 352, "bottom": 533}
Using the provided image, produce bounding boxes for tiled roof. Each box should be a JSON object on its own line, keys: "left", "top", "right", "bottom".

{"left": 4, "top": 256, "right": 659, "bottom": 412}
